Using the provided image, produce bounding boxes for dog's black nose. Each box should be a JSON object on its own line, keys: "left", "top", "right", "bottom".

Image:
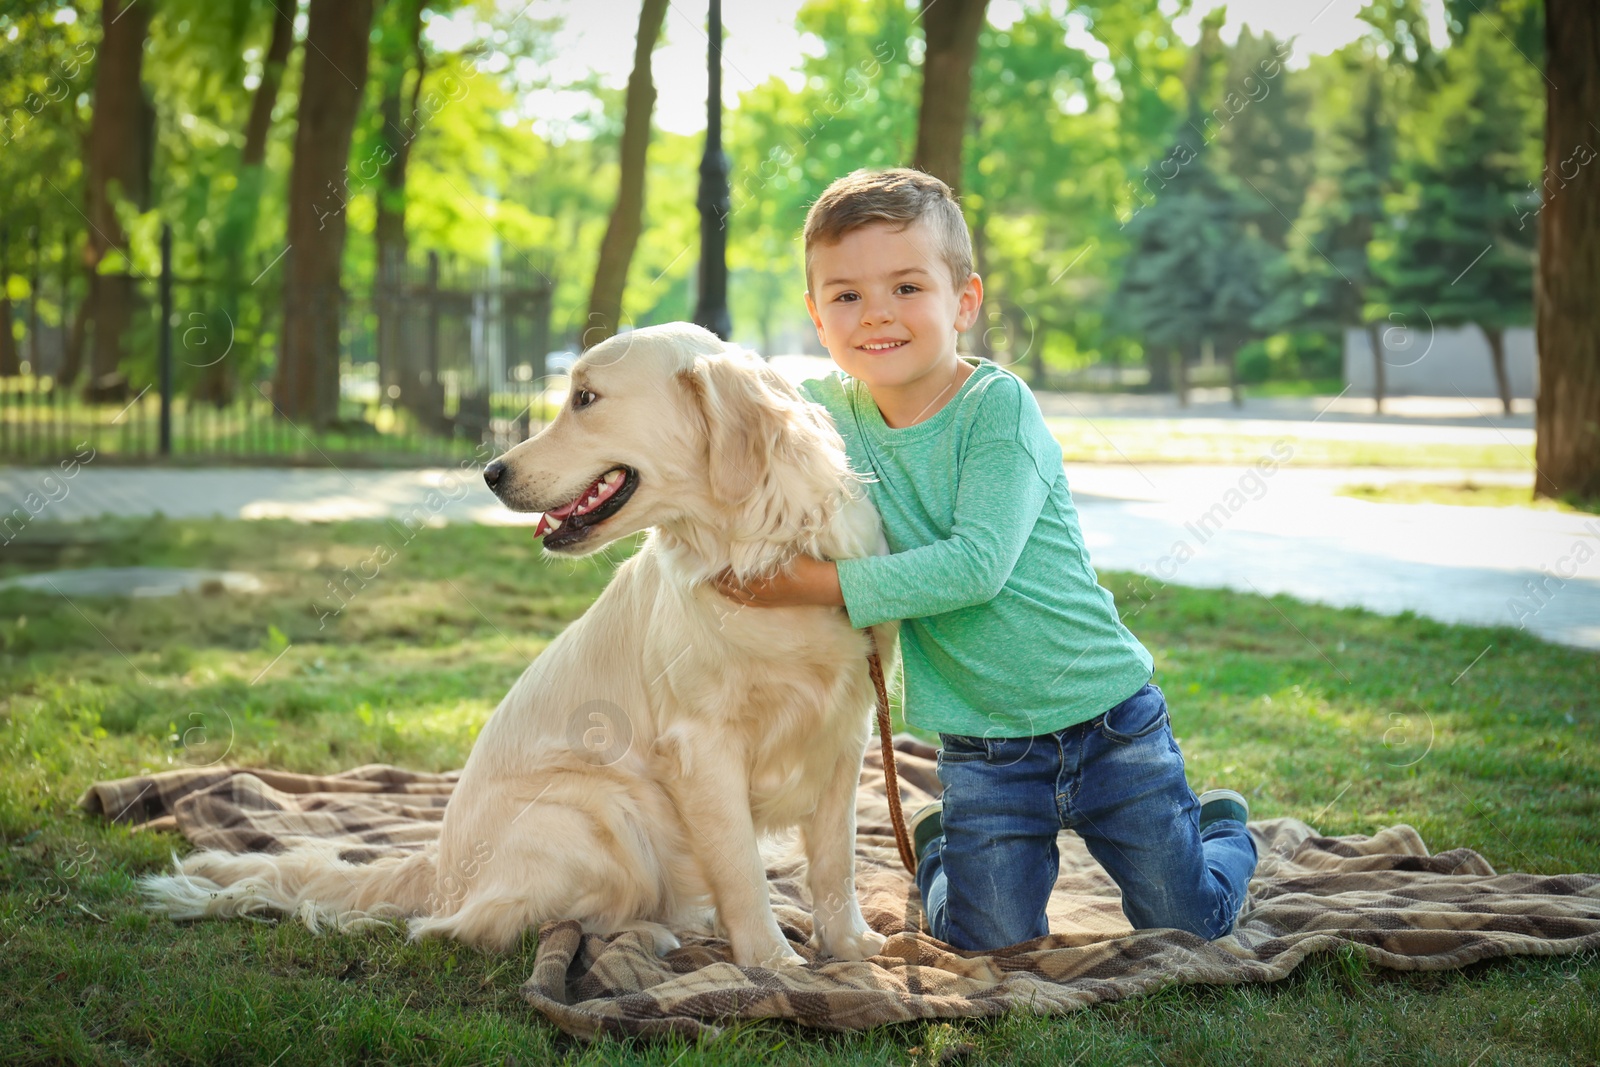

{"left": 484, "top": 460, "right": 507, "bottom": 491}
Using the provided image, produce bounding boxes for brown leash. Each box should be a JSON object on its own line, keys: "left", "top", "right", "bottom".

{"left": 866, "top": 629, "right": 917, "bottom": 875}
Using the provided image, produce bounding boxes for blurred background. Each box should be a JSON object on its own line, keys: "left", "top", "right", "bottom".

{"left": 0, "top": 1, "right": 1572, "bottom": 462}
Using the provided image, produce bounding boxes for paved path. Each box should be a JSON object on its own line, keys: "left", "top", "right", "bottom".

{"left": 3, "top": 462, "right": 1595, "bottom": 652}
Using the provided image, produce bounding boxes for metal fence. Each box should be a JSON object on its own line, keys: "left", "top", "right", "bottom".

{"left": 0, "top": 226, "right": 559, "bottom": 466}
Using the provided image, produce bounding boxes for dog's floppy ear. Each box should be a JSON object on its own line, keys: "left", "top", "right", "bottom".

{"left": 676, "top": 351, "right": 793, "bottom": 508}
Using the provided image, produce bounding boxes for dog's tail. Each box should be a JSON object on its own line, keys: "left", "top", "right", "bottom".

{"left": 140, "top": 841, "right": 439, "bottom": 936}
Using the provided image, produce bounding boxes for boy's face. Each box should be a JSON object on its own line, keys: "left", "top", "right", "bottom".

{"left": 804, "top": 218, "right": 982, "bottom": 391}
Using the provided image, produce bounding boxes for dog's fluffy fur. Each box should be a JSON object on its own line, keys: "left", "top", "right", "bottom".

{"left": 140, "top": 323, "right": 899, "bottom": 968}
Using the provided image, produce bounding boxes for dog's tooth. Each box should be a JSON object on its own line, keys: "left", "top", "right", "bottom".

{"left": 604, "top": 470, "right": 622, "bottom": 485}
{"left": 547, "top": 516, "right": 562, "bottom": 532}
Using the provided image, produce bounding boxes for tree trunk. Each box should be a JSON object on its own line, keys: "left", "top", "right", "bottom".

{"left": 1226, "top": 342, "right": 1242, "bottom": 408}
{"left": 1482, "top": 324, "right": 1513, "bottom": 416}
{"left": 1171, "top": 346, "right": 1188, "bottom": 407}
{"left": 1147, "top": 344, "right": 1171, "bottom": 392}
{"left": 584, "top": 0, "right": 668, "bottom": 349}
{"left": 83, "top": 0, "right": 154, "bottom": 403}
{"left": 28, "top": 226, "right": 41, "bottom": 373}
{"left": 243, "top": 0, "right": 295, "bottom": 169}
{"left": 1366, "top": 321, "right": 1386, "bottom": 415}
{"left": 0, "top": 300, "right": 16, "bottom": 376}
{"left": 912, "top": 0, "right": 989, "bottom": 194}
{"left": 274, "top": 0, "right": 376, "bottom": 427}
{"left": 376, "top": 0, "right": 427, "bottom": 410}
{"left": 198, "top": 0, "right": 300, "bottom": 408}
{"left": 62, "top": 299, "right": 89, "bottom": 388}
{"left": 0, "top": 224, "right": 16, "bottom": 376}
{"left": 1536, "top": 0, "right": 1600, "bottom": 501}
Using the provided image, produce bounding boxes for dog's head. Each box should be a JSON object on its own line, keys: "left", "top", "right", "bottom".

{"left": 485, "top": 323, "right": 854, "bottom": 574}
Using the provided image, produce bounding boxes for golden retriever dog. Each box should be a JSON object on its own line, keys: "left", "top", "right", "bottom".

{"left": 141, "top": 322, "right": 897, "bottom": 968}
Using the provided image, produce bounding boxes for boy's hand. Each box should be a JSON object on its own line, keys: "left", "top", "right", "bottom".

{"left": 711, "top": 555, "right": 844, "bottom": 609}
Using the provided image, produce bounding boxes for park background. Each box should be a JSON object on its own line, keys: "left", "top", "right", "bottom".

{"left": 2, "top": 0, "right": 1598, "bottom": 1064}
{"left": 0, "top": 0, "right": 1588, "bottom": 476}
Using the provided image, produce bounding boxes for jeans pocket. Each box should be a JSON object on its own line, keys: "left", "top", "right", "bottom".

{"left": 1094, "top": 684, "right": 1169, "bottom": 745}
{"left": 937, "top": 732, "right": 992, "bottom": 763}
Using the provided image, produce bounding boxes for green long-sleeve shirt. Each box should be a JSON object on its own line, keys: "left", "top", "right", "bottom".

{"left": 798, "top": 358, "right": 1153, "bottom": 738}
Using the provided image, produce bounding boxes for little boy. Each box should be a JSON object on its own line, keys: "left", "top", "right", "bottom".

{"left": 712, "top": 168, "right": 1257, "bottom": 951}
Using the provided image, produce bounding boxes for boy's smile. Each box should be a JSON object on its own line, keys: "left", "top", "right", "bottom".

{"left": 805, "top": 219, "right": 983, "bottom": 429}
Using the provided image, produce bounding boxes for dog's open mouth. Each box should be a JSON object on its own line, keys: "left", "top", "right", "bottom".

{"left": 534, "top": 466, "right": 638, "bottom": 548}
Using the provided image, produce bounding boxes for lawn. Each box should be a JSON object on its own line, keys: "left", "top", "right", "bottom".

{"left": 1047, "top": 419, "right": 1535, "bottom": 470}
{"left": 1, "top": 517, "right": 1597, "bottom": 1066}
{"left": 1337, "top": 480, "right": 1600, "bottom": 515}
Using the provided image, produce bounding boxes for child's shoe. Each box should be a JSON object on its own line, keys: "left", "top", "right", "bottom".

{"left": 1198, "top": 789, "right": 1254, "bottom": 932}
{"left": 1197, "top": 788, "right": 1249, "bottom": 831}
{"left": 908, "top": 801, "right": 943, "bottom": 865}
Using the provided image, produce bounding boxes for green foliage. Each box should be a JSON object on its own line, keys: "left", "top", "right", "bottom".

{"left": 722, "top": 0, "right": 922, "bottom": 348}
{"left": 0, "top": 2, "right": 96, "bottom": 346}
{"left": 0, "top": 0, "right": 1549, "bottom": 390}
{"left": 1368, "top": 15, "right": 1540, "bottom": 331}
{"left": 1109, "top": 13, "right": 1280, "bottom": 367}
{"left": 1253, "top": 42, "right": 1397, "bottom": 346}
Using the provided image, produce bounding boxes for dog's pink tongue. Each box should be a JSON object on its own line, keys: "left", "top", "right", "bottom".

{"left": 547, "top": 498, "right": 582, "bottom": 520}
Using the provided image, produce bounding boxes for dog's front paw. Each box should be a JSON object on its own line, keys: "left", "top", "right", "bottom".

{"left": 745, "top": 941, "right": 807, "bottom": 969}
{"left": 814, "top": 923, "right": 886, "bottom": 961}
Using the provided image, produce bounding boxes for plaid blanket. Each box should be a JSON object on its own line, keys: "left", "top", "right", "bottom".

{"left": 82, "top": 738, "right": 1600, "bottom": 1040}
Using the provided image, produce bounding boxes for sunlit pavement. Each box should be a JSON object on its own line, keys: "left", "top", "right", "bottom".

{"left": 1061, "top": 463, "right": 1597, "bottom": 653}
{"left": 4, "top": 452, "right": 1595, "bottom": 651}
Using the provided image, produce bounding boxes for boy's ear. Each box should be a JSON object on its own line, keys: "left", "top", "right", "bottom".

{"left": 804, "top": 291, "right": 827, "bottom": 345}
{"left": 954, "top": 273, "right": 984, "bottom": 333}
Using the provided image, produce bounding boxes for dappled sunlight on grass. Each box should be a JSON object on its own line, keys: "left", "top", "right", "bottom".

{"left": 1338, "top": 480, "right": 1600, "bottom": 514}
{"left": 1050, "top": 420, "right": 1535, "bottom": 469}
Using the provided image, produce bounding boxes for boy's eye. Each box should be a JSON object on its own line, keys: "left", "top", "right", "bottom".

{"left": 834, "top": 292, "right": 858, "bottom": 303}
{"left": 896, "top": 284, "right": 921, "bottom": 295}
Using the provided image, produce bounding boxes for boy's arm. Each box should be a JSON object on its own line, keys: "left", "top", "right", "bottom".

{"left": 835, "top": 438, "right": 1053, "bottom": 629}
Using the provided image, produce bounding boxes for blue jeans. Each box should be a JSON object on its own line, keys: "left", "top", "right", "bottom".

{"left": 916, "top": 681, "right": 1257, "bottom": 951}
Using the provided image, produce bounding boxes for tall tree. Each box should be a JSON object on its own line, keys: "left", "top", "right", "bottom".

{"left": 0, "top": 7, "right": 94, "bottom": 385}
{"left": 1370, "top": 17, "right": 1539, "bottom": 416}
{"left": 198, "top": 0, "right": 300, "bottom": 406}
{"left": 1536, "top": 0, "right": 1600, "bottom": 500}
{"left": 82, "top": 0, "right": 155, "bottom": 402}
{"left": 1256, "top": 46, "right": 1397, "bottom": 410}
{"left": 373, "top": 0, "right": 428, "bottom": 408}
{"left": 584, "top": 0, "right": 668, "bottom": 348}
{"left": 242, "top": 0, "right": 295, "bottom": 169}
{"left": 723, "top": 0, "right": 922, "bottom": 352}
{"left": 1112, "top": 10, "right": 1275, "bottom": 405}
{"left": 1213, "top": 29, "right": 1314, "bottom": 251}
{"left": 911, "top": 0, "right": 989, "bottom": 193}
{"left": 273, "top": 0, "right": 377, "bottom": 427}
{"left": 962, "top": 4, "right": 1133, "bottom": 387}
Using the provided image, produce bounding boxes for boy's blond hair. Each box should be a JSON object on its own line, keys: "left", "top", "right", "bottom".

{"left": 802, "top": 168, "right": 973, "bottom": 293}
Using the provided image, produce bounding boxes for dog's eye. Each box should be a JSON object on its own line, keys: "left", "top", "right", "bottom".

{"left": 573, "top": 388, "right": 597, "bottom": 408}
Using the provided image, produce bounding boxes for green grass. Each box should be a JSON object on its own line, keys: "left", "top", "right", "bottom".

{"left": 1241, "top": 378, "right": 1347, "bottom": 398}
{"left": 2, "top": 517, "right": 1597, "bottom": 1065}
{"left": 1338, "top": 480, "right": 1600, "bottom": 515}
{"left": 1048, "top": 418, "right": 1535, "bottom": 469}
